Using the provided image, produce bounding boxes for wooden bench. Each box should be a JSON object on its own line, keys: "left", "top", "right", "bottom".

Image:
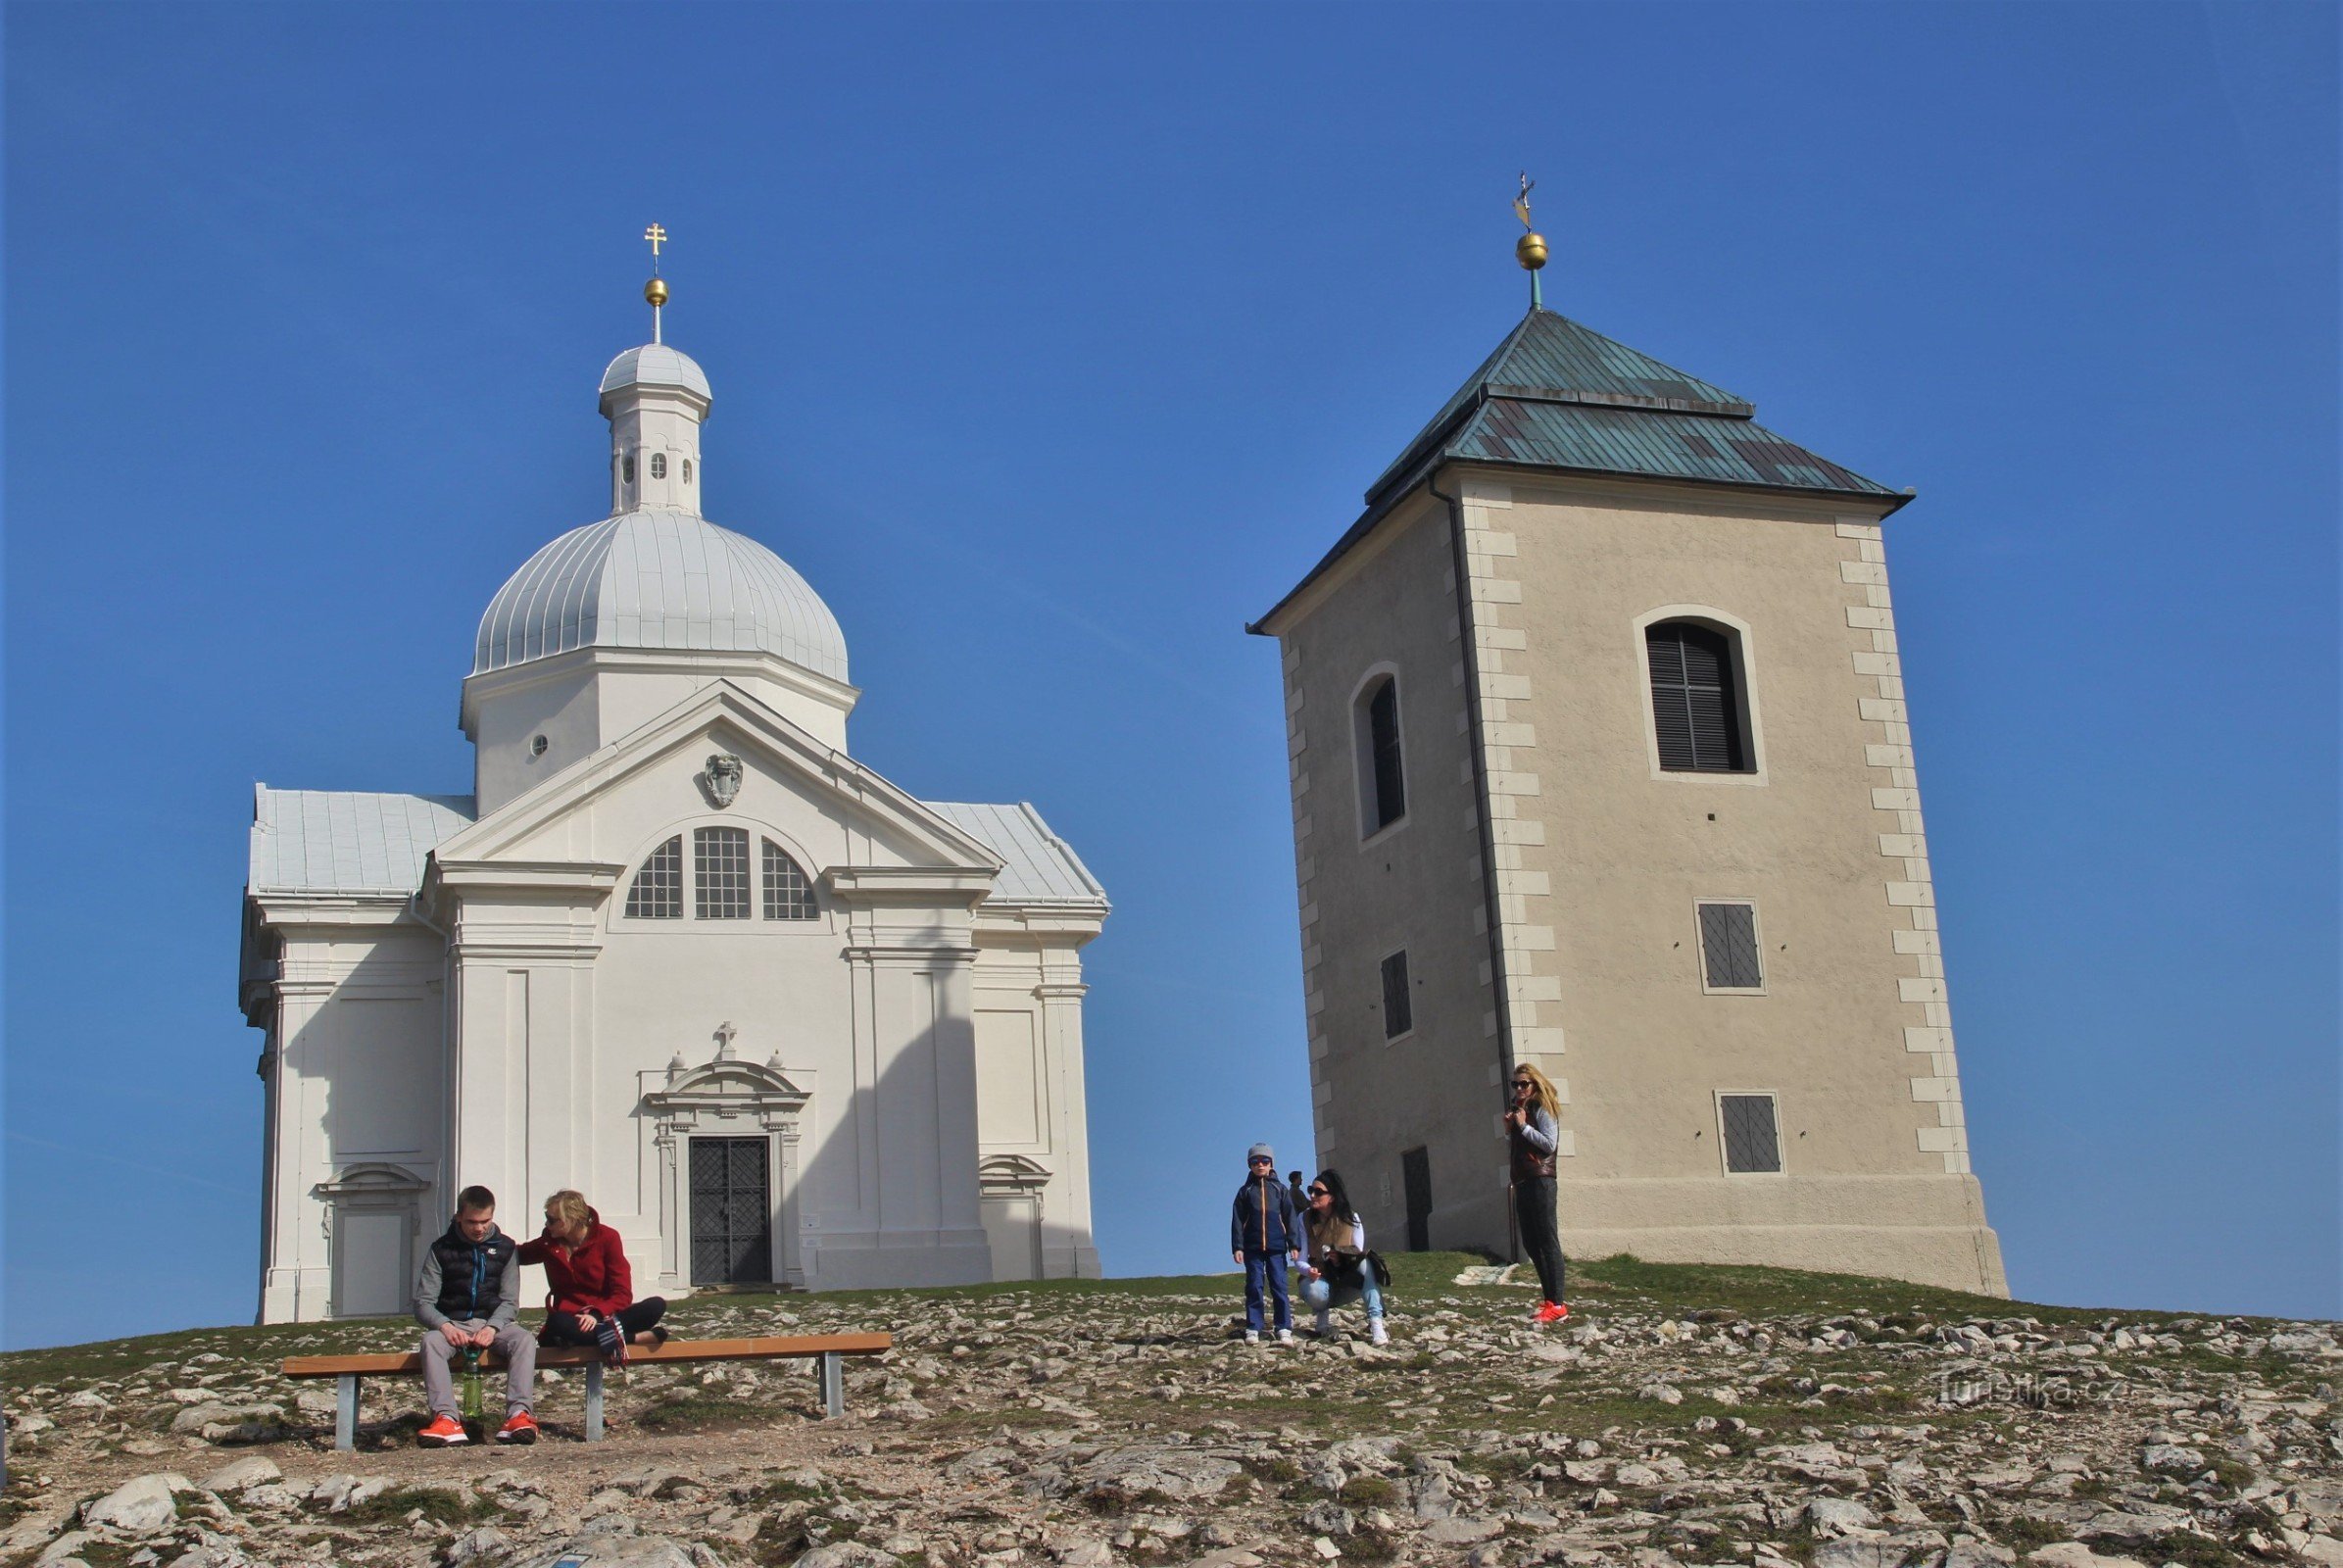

{"left": 281, "top": 1333, "right": 894, "bottom": 1449}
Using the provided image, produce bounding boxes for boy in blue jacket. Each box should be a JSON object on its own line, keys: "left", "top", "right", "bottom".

{"left": 1231, "top": 1142, "right": 1301, "bottom": 1343}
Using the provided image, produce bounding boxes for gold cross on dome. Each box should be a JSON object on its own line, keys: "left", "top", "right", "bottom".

{"left": 644, "top": 222, "right": 668, "bottom": 260}
{"left": 1513, "top": 172, "right": 1536, "bottom": 231}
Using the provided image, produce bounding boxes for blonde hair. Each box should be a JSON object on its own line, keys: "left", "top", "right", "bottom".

{"left": 544, "top": 1190, "right": 591, "bottom": 1232}
{"left": 1512, "top": 1060, "right": 1560, "bottom": 1112}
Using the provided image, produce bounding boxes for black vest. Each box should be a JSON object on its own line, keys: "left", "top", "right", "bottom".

{"left": 428, "top": 1225, "right": 516, "bottom": 1323}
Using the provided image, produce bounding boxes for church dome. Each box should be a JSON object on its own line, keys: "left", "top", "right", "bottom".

{"left": 473, "top": 507, "right": 850, "bottom": 683}
{"left": 599, "top": 343, "right": 711, "bottom": 402}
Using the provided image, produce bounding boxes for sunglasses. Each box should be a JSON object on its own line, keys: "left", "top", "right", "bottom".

{"left": 1307, "top": 1186, "right": 1328, "bottom": 1197}
{"left": 1249, "top": 1156, "right": 1274, "bottom": 1164}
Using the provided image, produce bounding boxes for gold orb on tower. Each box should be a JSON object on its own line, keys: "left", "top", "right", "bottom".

{"left": 1516, "top": 231, "right": 1548, "bottom": 270}
{"left": 644, "top": 276, "right": 670, "bottom": 307}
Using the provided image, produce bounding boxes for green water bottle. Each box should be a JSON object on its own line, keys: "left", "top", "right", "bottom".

{"left": 459, "top": 1346, "right": 485, "bottom": 1424}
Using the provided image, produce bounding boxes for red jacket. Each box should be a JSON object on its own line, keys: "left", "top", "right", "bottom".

{"left": 515, "top": 1209, "right": 633, "bottom": 1322}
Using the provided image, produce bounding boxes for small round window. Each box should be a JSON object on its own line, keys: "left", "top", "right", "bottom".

{"left": 529, "top": 734, "right": 549, "bottom": 758}
{"left": 682, "top": 459, "right": 693, "bottom": 483}
{"left": 621, "top": 454, "right": 635, "bottom": 484}
{"left": 650, "top": 453, "right": 667, "bottom": 479}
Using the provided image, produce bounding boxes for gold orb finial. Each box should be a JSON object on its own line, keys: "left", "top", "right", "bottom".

{"left": 1516, "top": 231, "right": 1548, "bottom": 270}
{"left": 645, "top": 275, "right": 669, "bottom": 307}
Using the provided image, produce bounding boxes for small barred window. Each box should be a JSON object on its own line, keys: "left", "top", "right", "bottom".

{"left": 624, "top": 836, "right": 683, "bottom": 918}
{"left": 622, "top": 454, "right": 636, "bottom": 484}
{"left": 695, "top": 827, "right": 752, "bottom": 919}
{"left": 1698, "top": 903, "right": 1764, "bottom": 989}
{"left": 1720, "top": 1094, "right": 1782, "bottom": 1174}
{"left": 650, "top": 452, "right": 668, "bottom": 479}
{"left": 762, "top": 841, "right": 818, "bottom": 919}
{"left": 681, "top": 459, "right": 693, "bottom": 483}
{"left": 1380, "top": 949, "right": 1412, "bottom": 1039}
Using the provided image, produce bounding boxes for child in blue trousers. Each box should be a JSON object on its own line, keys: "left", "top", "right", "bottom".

{"left": 1231, "top": 1142, "right": 1301, "bottom": 1343}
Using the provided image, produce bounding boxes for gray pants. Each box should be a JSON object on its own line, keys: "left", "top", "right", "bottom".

{"left": 419, "top": 1322, "right": 536, "bottom": 1418}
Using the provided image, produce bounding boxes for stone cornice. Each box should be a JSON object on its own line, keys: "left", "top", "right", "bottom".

{"left": 459, "top": 644, "right": 860, "bottom": 738}
{"left": 823, "top": 865, "right": 995, "bottom": 909}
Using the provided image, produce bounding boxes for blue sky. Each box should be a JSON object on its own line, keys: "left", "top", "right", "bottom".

{"left": 5, "top": 3, "right": 2335, "bottom": 1349}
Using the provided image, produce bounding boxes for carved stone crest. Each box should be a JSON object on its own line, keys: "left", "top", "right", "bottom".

{"left": 700, "top": 754, "right": 744, "bottom": 808}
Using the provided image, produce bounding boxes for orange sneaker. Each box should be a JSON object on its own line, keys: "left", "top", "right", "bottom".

{"left": 1535, "top": 1300, "right": 1571, "bottom": 1325}
{"left": 417, "top": 1413, "right": 469, "bottom": 1446}
{"left": 495, "top": 1409, "right": 539, "bottom": 1445}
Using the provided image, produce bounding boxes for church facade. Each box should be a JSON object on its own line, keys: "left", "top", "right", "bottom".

{"left": 241, "top": 324, "right": 1107, "bottom": 1323}
{"left": 1252, "top": 304, "right": 2006, "bottom": 1296}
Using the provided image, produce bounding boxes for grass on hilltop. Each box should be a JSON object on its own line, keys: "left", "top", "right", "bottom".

{"left": 0, "top": 1250, "right": 2300, "bottom": 1396}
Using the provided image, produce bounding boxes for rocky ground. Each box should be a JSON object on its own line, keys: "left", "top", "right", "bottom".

{"left": 2, "top": 1253, "right": 2337, "bottom": 1568}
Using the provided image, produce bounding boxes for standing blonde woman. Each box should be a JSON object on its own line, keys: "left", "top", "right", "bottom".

{"left": 1505, "top": 1062, "right": 1570, "bottom": 1325}
{"left": 515, "top": 1190, "right": 666, "bottom": 1364}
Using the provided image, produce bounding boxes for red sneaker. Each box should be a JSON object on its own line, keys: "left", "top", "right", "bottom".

{"left": 417, "top": 1413, "right": 469, "bottom": 1446}
{"left": 1535, "top": 1300, "right": 1571, "bottom": 1325}
{"left": 495, "top": 1409, "right": 539, "bottom": 1445}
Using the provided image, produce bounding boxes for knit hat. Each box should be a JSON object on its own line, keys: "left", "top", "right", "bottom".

{"left": 1247, "top": 1142, "right": 1275, "bottom": 1162}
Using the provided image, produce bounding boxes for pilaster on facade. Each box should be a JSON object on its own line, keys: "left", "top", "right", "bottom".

{"left": 1281, "top": 640, "right": 1336, "bottom": 1160}
{"left": 1837, "top": 519, "right": 1973, "bottom": 1176}
{"left": 1453, "top": 479, "right": 1569, "bottom": 1170}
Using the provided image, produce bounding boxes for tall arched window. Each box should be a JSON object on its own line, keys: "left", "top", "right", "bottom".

{"left": 621, "top": 454, "right": 636, "bottom": 484}
{"left": 1646, "top": 621, "right": 1749, "bottom": 772}
{"left": 761, "top": 841, "right": 818, "bottom": 919}
{"left": 1354, "top": 673, "right": 1406, "bottom": 835}
{"left": 650, "top": 453, "right": 668, "bottom": 479}
{"left": 624, "top": 836, "right": 684, "bottom": 918}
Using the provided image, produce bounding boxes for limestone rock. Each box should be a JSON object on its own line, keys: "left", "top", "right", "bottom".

{"left": 1810, "top": 1497, "right": 1884, "bottom": 1536}
{"left": 2026, "top": 1545, "right": 2145, "bottom": 1568}
{"left": 81, "top": 1472, "right": 188, "bottom": 1536}
{"left": 199, "top": 1455, "right": 283, "bottom": 1494}
{"left": 1078, "top": 1445, "right": 1243, "bottom": 1500}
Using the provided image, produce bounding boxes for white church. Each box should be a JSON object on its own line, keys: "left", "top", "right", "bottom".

{"left": 239, "top": 274, "right": 1109, "bottom": 1323}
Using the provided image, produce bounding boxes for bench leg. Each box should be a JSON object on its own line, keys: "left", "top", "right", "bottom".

{"left": 336, "top": 1375, "right": 360, "bottom": 1451}
{"left": 584, "top": 1363, "right": 605, "bottom": 1442}
{"left": 818, "top": 1351, "right": 844, "bottom": 1419}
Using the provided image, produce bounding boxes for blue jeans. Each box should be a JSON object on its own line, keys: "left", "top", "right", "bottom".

{"left": 1243, "top": 1251, "right": 1292, "bottom": 1332}
{"left": 1301, "top": 1265, "right": 1385, "bottom": 1321}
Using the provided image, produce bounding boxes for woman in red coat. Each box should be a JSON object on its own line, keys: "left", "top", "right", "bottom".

{"left": 516, "top": 1190, "right": 667, "bottom": 1364}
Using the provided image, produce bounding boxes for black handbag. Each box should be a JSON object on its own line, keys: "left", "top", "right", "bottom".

{"left": 1365, "top": 1250, "right": 1392, "bottom": 1288}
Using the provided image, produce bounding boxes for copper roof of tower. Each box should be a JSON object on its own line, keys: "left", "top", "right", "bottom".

{"left": 1252, "top": 308, "right": 1907, "bottom": 631}
{"left": 1366, "top": 308, "right": 1898, "bottom": 508}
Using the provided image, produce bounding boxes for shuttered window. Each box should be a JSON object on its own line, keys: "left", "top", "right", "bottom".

{"left": 1720, "top": 1094, "right": 1782, "bottom": 1174}
{"left": 694, "top": 827, "right": 752, "bottom": 919}
{"left": 624, "top": 836, "right": 684, "bottom": 918}
{"left": 1380, "top": 950, "right": 1413, "bottom": 1039}
{"left": 1647, "top": 622, "right": 1748, "bottom": 772}
{"left": 1364, "top": 676, "right": 1406, "bottom": 832}
{"left": 1698, "top": 903, "right": 1763, "bottom": 989}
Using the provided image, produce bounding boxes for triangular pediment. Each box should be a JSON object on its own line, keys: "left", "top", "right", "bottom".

{"left": 427, "top": 679, "right": 1000, "bottom": 877}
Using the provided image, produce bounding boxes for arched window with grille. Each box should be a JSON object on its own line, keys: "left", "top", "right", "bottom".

{"left": 761, "top": 841, "right": 818, "bottom": 919}
{"left": 624, "top": 835, "right": 683, "bottom": 918}
{"left": 694, "top": 827, "right": 752, "bottom": 918}
{"left": 1353, "top": 672, "right": 1407, "bottom": 836}
{"left": 650, "top": 452, "right": 668, "bottom": 479}
{"left": 1646, "top": 620, "right": 1751, "bottom": 773}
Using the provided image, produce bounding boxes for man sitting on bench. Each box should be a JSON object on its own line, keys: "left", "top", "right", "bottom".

{"left": 414, "top": 1185, "right": 538, "bottom": 1446}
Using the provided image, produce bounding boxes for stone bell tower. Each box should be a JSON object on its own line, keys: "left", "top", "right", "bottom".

{"left": 1249, "top": 200, "right": 2005, "bottom": 1295}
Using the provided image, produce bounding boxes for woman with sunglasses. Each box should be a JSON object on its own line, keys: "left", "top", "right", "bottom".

{"left": 1299, "top": 1170, "right": 1389, "bottom": 1346}
{"left": 1506, "top": 1061, "right": 1571, "bottom": 1324}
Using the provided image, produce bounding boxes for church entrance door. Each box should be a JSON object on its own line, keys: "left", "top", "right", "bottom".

{"left": 689, "top": 1137, "right": 773, "bottom": 1284}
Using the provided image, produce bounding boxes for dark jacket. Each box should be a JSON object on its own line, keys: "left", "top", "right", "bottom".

{"left": 1231, "top": 1173, "right": 1299, "bottom": 1256}
{"left": 415, "top": 1219, "right": 519, "bottom": 1331}
{"left": 515, "top": 1207, "right": 634, "bottom": 1326}
{"left": 1510, "top": 1104, "right": 1559, "bottom": 1183}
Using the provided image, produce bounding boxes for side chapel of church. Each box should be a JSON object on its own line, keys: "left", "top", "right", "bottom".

{"left": 240, "top": 270, "right": 1107, "bottom": 1323}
